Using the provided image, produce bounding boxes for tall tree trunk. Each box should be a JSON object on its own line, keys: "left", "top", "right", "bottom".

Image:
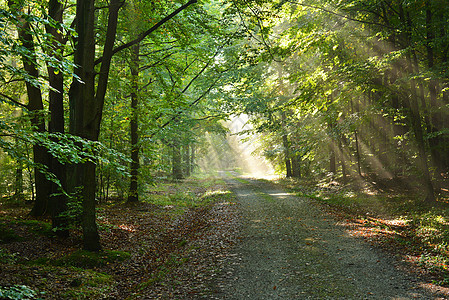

{"left": 401, "top": 7, "right": 435, "bottom": 202}
{"left": 172, "top": 141, "right": 183, "bottom": 180}
{"left": 11, "top": 5, "right": 52, "bottom": 216}
{"left": 282, "top": 135, "right": 292, "bottom": 178}
{"left": 46, "top": 0, "right": 68, "bottom": 237}
{"left": 425, "top": 0, "right": 444, "bottom": 177}
{"left": 14, "top": 166, "right": 24, "bottom": 200}
{"left": 351, "top": 98, "right": 362, "bottom": 176}
{"left": 291, "top": 154, "right": 301, "bottom": 178}
{"left": 68, "top": 0, "right": 195, "bottom": 249}
{"left": 190, "top": 144, "right": 195, "bottom": 174}
{"left": 281, "top": 112, "right": 292, "bottom": 177}
{"left": 329, "top": 146, "right": 336, "bottom": 174}
{"left": 340, "top": 150, "right": 347, "bottom": 181}
{"left": 128, "top": 44, "right": 140, "bottom": 203}
{"left": 69, "top": 0, "right": 100, "bottom": 251}
{"left": 183, "top": 143, "right": 191, "bottom": 177}
{"left": 69, "top": 0, "right": 121, "bottom": 251}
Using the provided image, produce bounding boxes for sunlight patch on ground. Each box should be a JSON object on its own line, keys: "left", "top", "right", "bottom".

{"left": 203, "top": 190, "right": 231, "bottom": 196}
{"left": 118, "top": 224, "right": 136, "bottom": 232}
{"left": 267, "top": 192, "right": 290, "bottom": 197}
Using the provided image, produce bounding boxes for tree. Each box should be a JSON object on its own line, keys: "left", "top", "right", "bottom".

{"left": 67, "top": 0, "right": 198, "bottom": 250}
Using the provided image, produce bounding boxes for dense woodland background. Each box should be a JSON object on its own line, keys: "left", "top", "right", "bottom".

{"left": 1, "top": 0, "right": 449, "bottom": 293}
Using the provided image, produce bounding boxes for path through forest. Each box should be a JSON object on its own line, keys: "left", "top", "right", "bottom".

{"left": 212, "top": 172, "right": 444, "bottom": 299}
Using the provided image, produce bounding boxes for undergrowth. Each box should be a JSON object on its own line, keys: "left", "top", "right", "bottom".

{"left": 0, "top": 174, "right": 233, "bottom": 298}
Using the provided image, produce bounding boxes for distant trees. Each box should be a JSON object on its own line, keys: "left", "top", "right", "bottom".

{"left": 227, "top": 0, "right": 449, "bottom": 202}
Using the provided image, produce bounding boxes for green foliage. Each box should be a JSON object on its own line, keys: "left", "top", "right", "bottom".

{"left": 0, "top": 285, "right": 40, "bottom": 300}
{"left": 53, "top": 250, "right": 131, "bottom": 269}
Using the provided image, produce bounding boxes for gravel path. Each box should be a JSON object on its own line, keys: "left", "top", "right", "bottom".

{"left": 213, "top": 173, "right": 445, "bottom": 299}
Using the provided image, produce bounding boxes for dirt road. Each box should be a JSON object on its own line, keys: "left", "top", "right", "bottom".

{"left": 212, "top": 173, "right": 445, "bottom": 299}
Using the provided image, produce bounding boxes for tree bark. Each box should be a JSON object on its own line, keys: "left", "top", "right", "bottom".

{"left": 12, "top": 5, "right": 52, "bottom": 216}
{"left": 190, "top": 144, "right": 195, "bottom": 174}
{"left": 172, "top": 141, "right": 183, "bottom": 180}
{"left": 128, "top": 43, "right": 140, "bottom": 203}
{"left": 14, "top": 166, "right": 24, "bottom": 200}
{"left": 425, "top": 1, "right": 445, "bottom": 177}
{"left": 46, "top": 0, "right": 68, "bottom": 237}
{"left": 291, "top": 154, "right": 301, "bottom": 178}
{"left": 69, "top": 0, "right": 123, "bottom": 251}
{"left": 281, "top": 112, "right": 292, "bottom": 177}
{"left": 183, "top": 143, "right": 191, "bottom": 177}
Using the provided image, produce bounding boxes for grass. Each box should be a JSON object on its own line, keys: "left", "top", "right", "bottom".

{"left": 0, "top": 219, "right": 54, "bottom": 244}
{"left": 143, "top": 176, "right": 229, "bottom": 210}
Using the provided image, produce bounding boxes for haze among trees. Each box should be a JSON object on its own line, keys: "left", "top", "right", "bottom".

{"left": 1, "top": 0, "right": 449, "bottom": 297}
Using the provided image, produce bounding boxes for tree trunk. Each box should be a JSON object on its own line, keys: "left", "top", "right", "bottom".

{"left": 329, "top": 146, "right": 336, "bottom": 174}
{"left": 46, "top": 0, "right": 68, "bottom": 237}
{"left": 69, "top": 0, "right": 121, "bottom": 251}
{"left": 190, "top": 144, "right": 195, "bottom": 174}
{"left": 425, "top": 1, "right": 445, "bottom": 177}
{"left": 183, "top": 144, "right": 191, "bottom": 177}
{"left": 340, "top": 153, "right": 347, "bottom": 181}
{"left": 282, "top": 134, "right": 292, "bottom": 178}
{"left": 172, "top": 141, "right": 183, "bottom": 180}
{"left": 12, "top": 6, "right": 52, "bottom": 216}
{"left": 68, "top": 0, "right": 100, "bottom": 251}
{"left": 351, "top": 98, "right": 362, "bottom": 176}
{"left": 14, "top": 167, "right": 24, "bottom": 200}
{"left": 281, "top": 112, "right": 292, "bottom": 178}
{"left": 291, "top": 155, "right": 301, "bottom": 178}
{"left": 401, "top": 7, "right": 435, "bottom": 202}
{"left": 128, "top": 43, "right": 140, "bottom": 203}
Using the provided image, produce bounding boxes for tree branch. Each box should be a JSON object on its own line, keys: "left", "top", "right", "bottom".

{"left": 150, "top": 59, "right": 238, "bottom": 138}
{"left": 0, "top": 92, "right": 28, "bottom": 108}
{"left": 94, "top": 0, "right": 197, "bottom": 65}
{"left": 284, "top": 0, "right": 394, "bottom": 30}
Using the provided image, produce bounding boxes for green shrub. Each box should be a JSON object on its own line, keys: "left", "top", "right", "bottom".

{"left": 0, "top": 285, "right": 40, "bottom": 300}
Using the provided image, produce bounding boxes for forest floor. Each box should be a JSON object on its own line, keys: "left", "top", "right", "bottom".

{"left": 1, "top": 173, "right": 449, "bottom": 299}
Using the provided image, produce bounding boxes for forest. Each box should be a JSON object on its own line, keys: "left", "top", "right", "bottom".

{"left": 1, "top": 0, "right": 449, "bottom": 298}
